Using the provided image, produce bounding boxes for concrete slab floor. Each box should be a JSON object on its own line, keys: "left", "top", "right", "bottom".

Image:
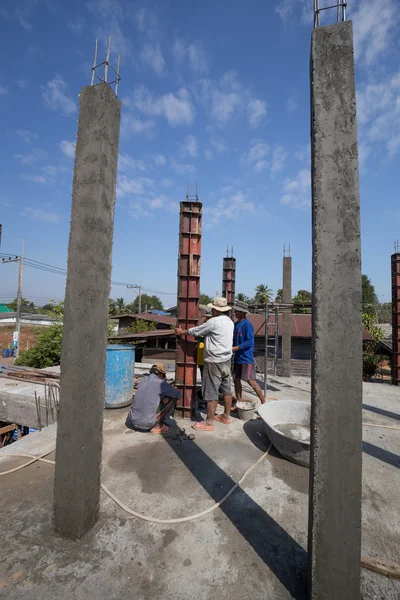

{"left": 0, "top": 376, "right": 399, "bottom": 600}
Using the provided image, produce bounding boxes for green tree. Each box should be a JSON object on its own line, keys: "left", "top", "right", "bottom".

{"left": 8, "top": 297, "right": 37, "bottom": 313}
{"left": 125, "top": 320, "right": 156, "bottom": 334}
{"left": 362, "top": 312, "right": 384, "bottom": 379}
{"left": 199, "top": 293, "right": 212, "bottom": 305}
{"left": 15, "top": 324, "right": 63, "bottom": 368}
{"left": 254, "top": 285, "right": 273, "bottom": 305}
{"left": 362, "top": 274, "right": 378, "bottom": 314}
{"left": 236, "top": 292, "right": 253, "bottom": 303}
{"left": 116, "top": 297, "right": 126, "bottom": 312}
{"left": 376, "top": 302, "right": 391, "bottom": 324}
{"left": 109, "top": 299, "right": 118, "bottom": 316}
{"left": 275, "top": 289, "right": 283, "bottom": 303}
{"left": 292, "top": 290, "right": 312, "bottom": 314}
{"left": 126, "top": 294, "right": 163, "bottom": 314}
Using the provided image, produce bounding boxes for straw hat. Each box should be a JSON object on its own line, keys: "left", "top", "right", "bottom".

{"left": 152, "top": 362, "right": 167, "bottom": 375}
{"left": 206, "top": 297, "right": 232, "bottom": 312}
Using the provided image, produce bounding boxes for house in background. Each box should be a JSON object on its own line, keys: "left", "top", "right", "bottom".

{"left": 110, "top": 312, "right": 176, "bottom": 335}
{"left": 0, "top": 313, "right": 59, "bottom": 327}
{"left": 0, "top": 304, "right": 13, "bottom": 313}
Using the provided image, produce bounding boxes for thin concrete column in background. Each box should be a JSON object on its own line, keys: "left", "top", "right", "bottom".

{"left": 54, "top": 84, "right": 121, "bottom": 540}
{"left": 309, "top": 21, "right": 362, "bottom": 599}
{"left": 282, "top": 257, "right": 292, "bottom": 377}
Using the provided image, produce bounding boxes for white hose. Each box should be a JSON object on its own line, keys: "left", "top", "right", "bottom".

{"left": 0, "top": 444, "right": 272, "bottom": 524}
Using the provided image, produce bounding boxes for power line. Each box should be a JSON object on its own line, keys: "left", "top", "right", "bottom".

{"left": 1, "top": 252, "right": 176, "bottom": 296}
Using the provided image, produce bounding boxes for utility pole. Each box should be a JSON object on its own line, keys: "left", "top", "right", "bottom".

{"left": 16, "top": 240, "right": 24, "bottom": 358}
{"left": 126, "top": 284, "right": 141, "bottom": 313}
{"left": 2, "top": 240, "right": 24, "bottom": 357}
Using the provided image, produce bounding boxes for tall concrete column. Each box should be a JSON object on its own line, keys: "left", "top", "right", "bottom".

{"left": 54, "top": 84, "right": 121, "bottom": 539}
{"left": 281, "top": 256, "right": 292, "bottom": 377}
{"left": 309, "top": 21, "right": 362, "bottom": 599}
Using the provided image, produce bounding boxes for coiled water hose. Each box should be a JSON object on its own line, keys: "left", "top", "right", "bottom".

{"left": 1, "top": 425, "right": 400, "bottom": 579}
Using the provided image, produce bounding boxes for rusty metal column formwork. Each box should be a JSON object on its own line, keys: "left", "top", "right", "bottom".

{"left": 222, "top": 248, "right": 236, "bottom": 306}
{"left": 391, "top": 250, "right": 400, "bottom": 386}
{"left": 175, "top": 195, "right": 202, "bottom": 418}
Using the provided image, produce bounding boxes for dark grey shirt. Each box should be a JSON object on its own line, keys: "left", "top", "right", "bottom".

{"left": 128, "top": 373, "right": 181, "bottom": 430}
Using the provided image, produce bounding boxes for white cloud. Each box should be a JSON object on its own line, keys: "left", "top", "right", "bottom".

{"left": 280, "top": 169, "right": 311, "bottom": 209}
{"left": 286, "top": 94, "right": 298, "bottom": 112}
{"left": 204, "top": 191, "right": 268, "bottom": 228}
{"left": 183, "top": 135, "right": 198, "bottom": 158}
{"left": 209, "top": 135, "right": 228, "bottom": 153}
{"left": 162, "top": 178, "right": 173, "bottom": 188}
{"left": 271, "top": 146, "right": 288, "bottom": 174}
{"left": 148, "top": 195, "right": 167, "bottom": 209}
{"left": 242, "top": 141, "right": 270, "bottom": 172}
{"left": 0, "top": 198, "right": 11, "bottom": 207}
{"left": 15, "top": 79, "right": 28, "bottom": 90}
{"left": 274, "top": 0, "right": 309, "bottom": 23}
{"left": 171, "top": 158, "right": 196, "bottom": 174}
{"left": 173, "top": 39, "right": 208, "bottom": 74}
{"left": 129, "top": 201, "right": 152, "bottom": 219}
{"left": 247, "top": 98, "right": 267, "bottom": 128}
{"left": 16, "top": 129, "right": 37, "bottom": 143}
{"left": 135, "top": 7, "right": 160, "bottom": 39}
{"left": 67, "top": 17, "right": 85, "bottom": 37}
{"left": 133, "top": 85, "right": 195, "bottom": 126}
{"left": 22, "top": 175, "right": 47, "bottom": 184}
{"left": 21, "top": 207, "right": 61, "bottom": 224}
{"left": 154, "top": 154, "right": 166, "bottom": 165}
{"left": 118, "top": 154, "right": 146, "bottom": 173}
{"left": 204, "top": 148, "right": 214, "bottom": 161}
{"left": 0, "top": 84, "right": 8, "bottom": 95}
{"left": 117, "top": 176, "right": 154, "bottom": 198}
{"left": 59, "top": 140, "right": 75, "bottom": 159}
{"left": 295, "top": 144, "right": 310, "bottom": 162}
{"left": 88, "top": 0, "right": 131, "bottom": 56}
{"left": 357, "top": 69, "right": 400, "bottom": 162}
{"left": 42, "top": 75, "right": 76, "bottom": 115}
{"left": 353, "top": 0, "right": 398, "bottom": 65}
{"left": 41, "top": 164, "right": 68, "bottom": 178}
{"left": 140, "top": 44, "right": 165, "bottom": 76}
{"left": 13, "top": 148, "right": 47, "bottom": 165}
{"left": 198, "top": 71, "right": 267, "bottom": 127}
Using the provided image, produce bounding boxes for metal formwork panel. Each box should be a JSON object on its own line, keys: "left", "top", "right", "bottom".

{"left": 176, "top": 201, "right": 202, "bottom": 417}
{"left": 392, "top": 253, "right": 400, "bottom": 386}
{"left": 222, "top": 256, "right": 236, "bottom": 305}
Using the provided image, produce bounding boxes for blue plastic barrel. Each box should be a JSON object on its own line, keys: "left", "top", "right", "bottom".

{"left": 105, "top": 344, "right": 135, "bottom": 408}
{"left": 2, "top": 349, "right": 8, "bottom": 358}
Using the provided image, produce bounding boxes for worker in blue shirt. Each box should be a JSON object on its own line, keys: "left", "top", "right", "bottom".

{"left": 232, "top": 301, "right": 265, "bottom": 406}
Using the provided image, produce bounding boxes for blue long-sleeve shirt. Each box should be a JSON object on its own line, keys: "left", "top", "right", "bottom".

{"left": 233, "top": 318, "right": 255, "bottom": 364}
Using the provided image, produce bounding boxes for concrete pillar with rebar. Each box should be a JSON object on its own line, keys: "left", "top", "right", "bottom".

{"left": 281, "top": 256, "right": 292, "bottom": 377}
{"left": 53, "top": 83, "right": 121, "bottom": 539}
{"left": 391, "top": 251, "right": 400, "bottom": 386}
{"left": 309, "top": 20, "right": 362, "bottom": 599}
{"left": 175, "top": 199, "right": 202, "bottom": 418}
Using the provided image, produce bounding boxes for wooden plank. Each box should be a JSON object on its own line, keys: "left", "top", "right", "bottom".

{"left": 361, "top": 556, "right": 400, "bottom": 580}
{"left": 0, "top": 423, "right": 17, "bottom": 435}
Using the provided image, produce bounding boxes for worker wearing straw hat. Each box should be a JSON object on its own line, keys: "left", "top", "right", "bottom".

{"left": 176, "top": 297, "right": 234, "bottom": 432}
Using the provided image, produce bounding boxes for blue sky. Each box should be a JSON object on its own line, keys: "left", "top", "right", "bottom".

{"left": 0, "top": 0, "right": 399, "bottom": 308}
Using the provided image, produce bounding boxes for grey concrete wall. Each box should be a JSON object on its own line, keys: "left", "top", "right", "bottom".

{"left": 309, "top": 22, "right": 362, "bottom": 599}
{"left": 282, "top": 257, "right": 292, "bottom": 377}
{"left": 53, "top": 84, "right": 121, "bottom": 540}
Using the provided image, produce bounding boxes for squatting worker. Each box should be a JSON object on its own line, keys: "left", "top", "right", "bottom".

{"left": 176, "top": 297, "right": 234, "bottom": 432}
{"left": 125, "top": 363, "right": 181, "bottom": 434}
{"left": 232, "top": 301, "right": 265, "bottom": 407}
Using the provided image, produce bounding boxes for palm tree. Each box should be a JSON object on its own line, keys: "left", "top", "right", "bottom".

{"left": 236, "top": 293, "right": 247, "bottom": 302}
{"left": 116, "top": 297, "right": 126, "bottom": 312}
{"left": 254, "top": 284, "right": 273, "bottom": 304}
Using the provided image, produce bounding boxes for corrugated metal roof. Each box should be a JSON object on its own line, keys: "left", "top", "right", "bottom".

{"left": 110, "top": 329, "right": 175, "bottom": 340}
{"left": 248, "top": 313, "right": 373, "bottom": 341}
{"left": 111, "top": 312, "right": 176, "bottom": 326}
